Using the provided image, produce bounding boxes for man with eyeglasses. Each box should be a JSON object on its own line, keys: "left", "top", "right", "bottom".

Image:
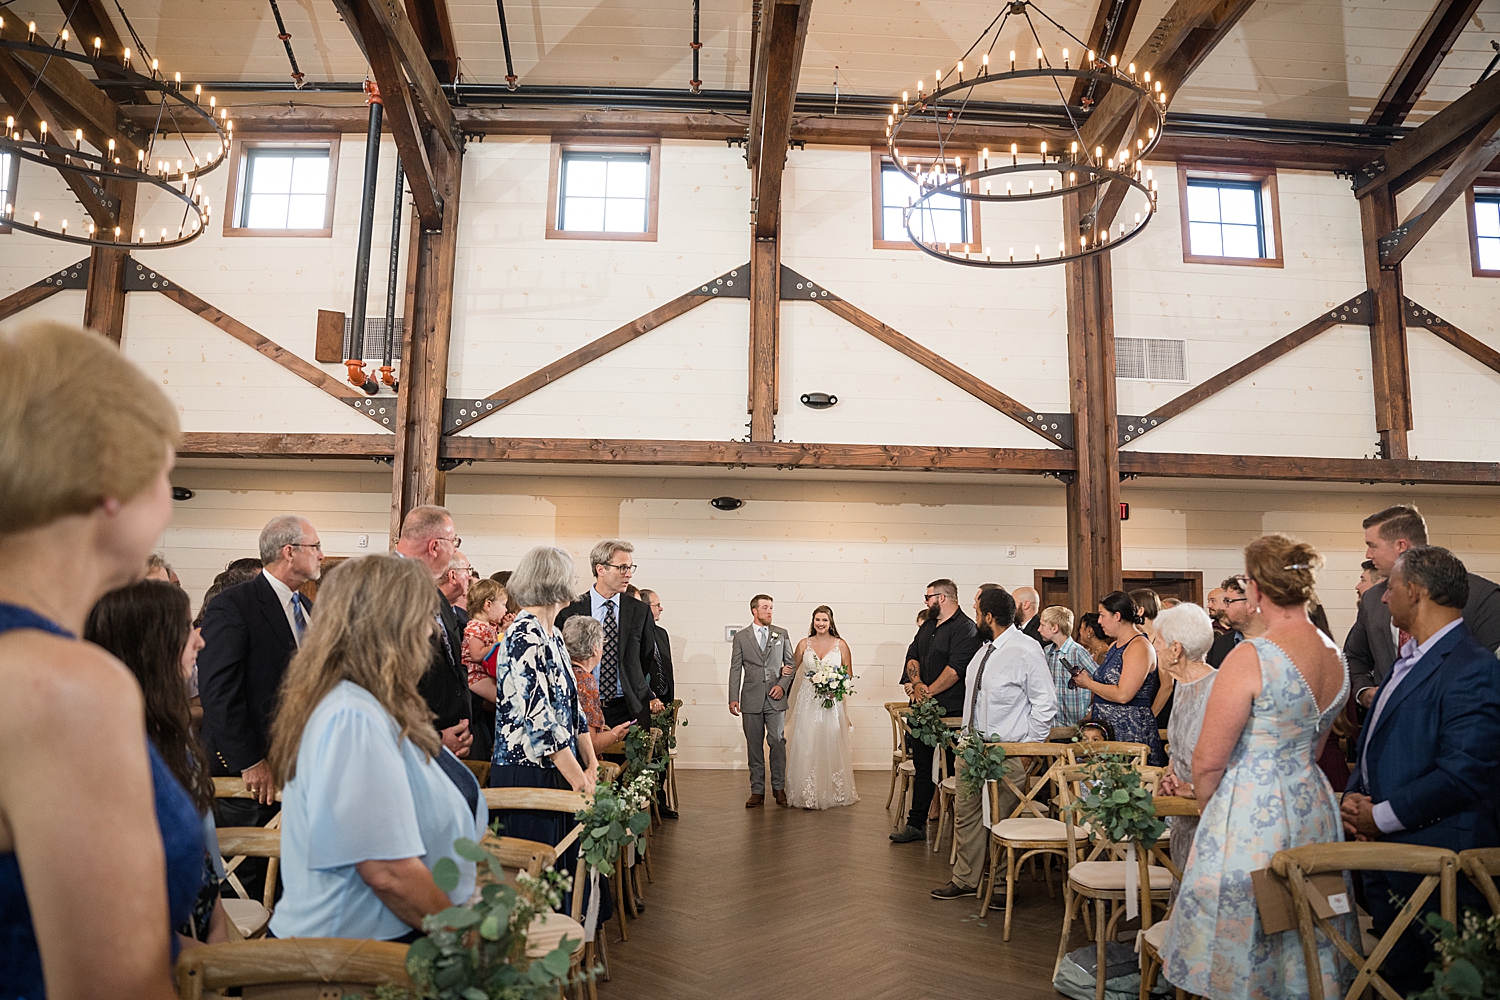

{"left": 1207, "top": 575, "right": 1265, "bottom": 667}
{"left": 557, "top": 540, "right": 661, "bottom": 734}
{"left": 439, "top": 553, "right": 476, "bottom": 626}
{"left": 198, "top": 514, "right": 323, "bottom": 892}
{"left": 395, "top": 505, "right": 473, "bottom": 760}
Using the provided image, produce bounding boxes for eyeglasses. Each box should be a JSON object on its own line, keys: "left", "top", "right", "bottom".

{"left": 923, "top": 593, "right": 940, "bottom": 602}
{"left": 290, "top": 542, "right": 323, "bottom": 552}
{"left": 1223, "top": 597, "right": 1249, "bottom": 605}
{"left": 466, "top": 569, "right": 480, "bottom": 580}
{"left": 604, "top": 562, "right": 638, "bottom": 573}
{"left": 440, "top": 535, "right": 462, "bottom": 549}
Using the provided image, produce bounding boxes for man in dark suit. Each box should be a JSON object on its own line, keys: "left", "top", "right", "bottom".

{"left": 199, "top": 514, "right": 323, "bottom": 827}
{"left": 557, "top": 540, "right": 661, "bottom": 733}
{"left": 1014, "top": 586, "right": 1045, "bottom": 646}
{"left": 394, "top": 505, "right": 472, "bottom": 758}
{"left": 1343, "top": 545, "right": 1500, "bottom": 994}
{"left": 1345, "top": 505, "right": 1500, "bottom": 710}
{"left": 638, "top": 589, "right": 674, "bottom": 704}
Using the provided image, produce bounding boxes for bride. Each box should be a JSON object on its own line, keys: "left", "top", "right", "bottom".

{"left": 786, "top": 605, "right": 859, "bottom": 809}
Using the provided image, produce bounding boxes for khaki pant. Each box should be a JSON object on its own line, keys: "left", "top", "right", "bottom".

{"left": 952, "top": 758, "right": 1024, "bottom": 890}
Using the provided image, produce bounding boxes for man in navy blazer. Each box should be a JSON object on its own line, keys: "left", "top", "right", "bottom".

{"left": 1343, "top": 545, "right": 1500, "bottom": 994}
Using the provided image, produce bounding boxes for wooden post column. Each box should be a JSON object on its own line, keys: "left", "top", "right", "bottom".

{"left": 83, "top": 182, "right": 135, "bottom": 344}
{"left": 390, "top": 130, "right": 461, "bottom": 540}
{"left": 1065, "top": 195, "right": 1122, "bottom": 612}
{"left": 1358, "top": 187, "right": 1412, "bottom": 460}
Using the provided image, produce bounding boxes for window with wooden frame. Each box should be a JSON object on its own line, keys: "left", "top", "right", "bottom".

{"left": 0, "top": 151, "right": 15, "bottom": 235}
{"left": 546, "top": 140, "right": 660, "bottom": 241}
{"left": 1467, "top": 186, "right": 1500, "bottom": 278}
{"left": 1176, "top": 164, "right": 1283, "bottom": 268}
{"left": 871, "top": 149, "right": 982, "bottom": 250}
{"left": 224, "top": 136, "right": 339, "bottom": 237}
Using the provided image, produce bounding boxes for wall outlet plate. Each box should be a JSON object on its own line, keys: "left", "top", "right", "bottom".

{"left": 725, "top": 626, "right": 740, "bottom": 642}
{"left": 1006, "top": 545, "right": 1017, "bottom": 558}
{"left": 357, "top": 534, "right": 369, "bottom": 548}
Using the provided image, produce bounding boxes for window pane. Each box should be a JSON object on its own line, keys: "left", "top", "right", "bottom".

{"left": 246, "top": 193, "right": 289, "bottom": 229}
{"left": 603, "top": 197, "right": 646, "bottom": 233}
{"left": 1188, "top": 221, "right": 1223, "bottom": 256}
{"left": 1185, "top": 185, "right": 1220, "bottom": 223}
{"left": 604, "top": 159, "right": 649, "bottom": 198}
{"left": 562, "top": 196, "right": 605, "bottom": 231}
{"left": 1218, "top": 186, "right": 1259, "bottom": 225}
{"left": 289, "top": 155, "right": 328, "bottom": 194}
{"left": 1480, "top": 236, "right": 1500, "bottom": 271}
{"left": 1475, "top": 200, "right": 1500, "bottom": 239}
{"left": 249, "top": 156, "right": 293, "bottom": 194}
{"left": 286, "top": 194, "right": 326, "bottom": 229}
{"left": 882, "top": 167, "right": 918, "bottom": 211}
{"left": 563, "top": 158, "right": 607, "bottom": 198}
{"left": 883, "top": 207, "right": 908, "bottom": 241}
{"left": 1221, "top": 223, "right": 1262, "bottom": 258}
{"left": 915, "top": 208, "right": 965, "bottom": 245}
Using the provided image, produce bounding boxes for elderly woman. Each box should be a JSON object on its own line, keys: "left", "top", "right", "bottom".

{"left": 488, "top": 546, "right": 598, "bottom": 852}
{"left": 1151, "top": 602, "right": 1218, "bottom": 879}
{"left": 561, "top": 615, "right": 635, "bottom": 755}
{"left": 267, "top": 556, "right": 487, "bottom": 941}
{"left": 0, "top": 323, "right": 201, "bottom": 1000}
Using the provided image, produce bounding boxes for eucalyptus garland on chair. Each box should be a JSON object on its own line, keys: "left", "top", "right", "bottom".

{"left": 574, "top": 771, "right": 655, "bottom": 877}
{"left": 623, "top": 724, "right": 664, "bottom": 783}
{"left": 1065, "top": 755, "right": 1166, "bottom": 846}
{"left": 953, "top": 730, "right": 1008, "bottom": 797}
{"left": 906, "top": 694, "right": 956, "bottom": 750}
{"left": 650, "top": 698, "right": 685, "bottom": 751}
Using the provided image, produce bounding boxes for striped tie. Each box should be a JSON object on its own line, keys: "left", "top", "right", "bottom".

{"left": 600, "top": 600, "right": 620, "bottom": 700}
{"left": 290, "top": 593, "right": 308, "bottom": 645}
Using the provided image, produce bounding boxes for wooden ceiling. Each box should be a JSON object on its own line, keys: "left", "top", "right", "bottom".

{"left": 7, "top": 0, "right": 1498, "bottom": 125}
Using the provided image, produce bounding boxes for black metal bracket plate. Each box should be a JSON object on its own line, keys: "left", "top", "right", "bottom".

{"left": 1328, "top": 291, "right": 1372, "bottom": 324}
{"left": 33, "top": 258, "right": 90, "bottom": 290}
{"left": 1023, "top": 412, "right": 1074, "bottom": 448}
{"left": 780, "top": 267, "right": 840, "bottom": 301}
{"left": 125, "top": 260, "right": 179, "bottom": 291}
{"left": 345, "top": 395, "right": 399, "bottom": 427}
{"left": 1117, "top": 415, "right": 1163, "bottom": 445}
{"left": 443, "top": 396, "right": 508, "bottom": 432}
{"left": 692, "top": 265, "right": 751, "bottom": 298}
{"left": 1402, "top": 298, "right": 1447, "bottom": 330}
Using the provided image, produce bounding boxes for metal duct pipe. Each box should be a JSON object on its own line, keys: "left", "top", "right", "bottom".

{"left": 381, "top": 166, "right": 405, "bottom": 390}
{"left": 496, "top": 0, "right": 518, "bottom": 90}
{"left": 346, "top": 83, "right": 382, "bottom": 395}
{"left": 690, "top": 0, "right": 702, "bottom": 94}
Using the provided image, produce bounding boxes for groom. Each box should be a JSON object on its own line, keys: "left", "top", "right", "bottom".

{"left": 729, "top": 594, "right": 796, "bottom": 808}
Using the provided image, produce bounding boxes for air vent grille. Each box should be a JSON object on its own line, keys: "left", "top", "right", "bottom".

{"left": 1116, "top": 337, "right": 1187, "bottom": 382}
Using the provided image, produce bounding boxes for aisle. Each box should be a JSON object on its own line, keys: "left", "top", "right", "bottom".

{"left": 605, "top": 770, "right": 1068, "bottom": 1000}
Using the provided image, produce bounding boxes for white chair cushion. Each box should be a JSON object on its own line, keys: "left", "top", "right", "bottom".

{"left": 940, "top": 775, "right": 957, "bottom": 792}
{"left": 898, "top": 760, "right": 915, "bottom": 774}
{"left": 991, "top": 817, "right": 1066, "bottom": 841}
{"left": 1068, "top": 860, "right": 1174, "bottom": 891}
{"left": 526, "top": 910, "right": 586, "bottom": 958}
{"left": 221, "top": 898, "right": 270, "bottom": 938}
{"left": 1139, "top": 915, "right": 1171, "bottom": 952}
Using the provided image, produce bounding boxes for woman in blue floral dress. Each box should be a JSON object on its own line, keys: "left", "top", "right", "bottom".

{"left": 1163, "top": 535, "right": 1355, "bottom": 999}
{"left": 1074, "top": 590, "right": 1167, "bottom": 765}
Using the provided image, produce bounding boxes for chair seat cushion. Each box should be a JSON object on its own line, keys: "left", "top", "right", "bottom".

{"left": 898, "top": 760, "right": 915, "bottom": 773}
{"left": 221, "top": 898, "right": 270, "bottom": 938}
{"left": 1068, "top": 860, "right": 1174, "bottom": 891}
{"left": 526, "top": 910, "right": 587, "bottom": 958}
{"left": 1139, "top": 915, "right": 1171, "bottom": 952}
{"left": 940, "top": 776, "right": 957, "bottom": 792}
{"left": 991, "top": 817, "right": 1067, "bottom": 841}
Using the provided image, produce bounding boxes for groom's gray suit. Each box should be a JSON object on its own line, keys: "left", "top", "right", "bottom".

{"left": 729, "top": 623, "right": 796, "bottom": 794}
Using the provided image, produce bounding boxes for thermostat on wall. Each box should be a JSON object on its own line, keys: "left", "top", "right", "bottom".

{"left": 725, "top": 626, "right": 740, "bottom": 642}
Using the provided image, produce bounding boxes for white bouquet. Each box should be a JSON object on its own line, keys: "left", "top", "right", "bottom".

{"left": 807, "top": 661, "right": 855, "bottom": 709}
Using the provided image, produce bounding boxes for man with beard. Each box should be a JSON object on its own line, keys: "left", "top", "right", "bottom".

{"left": 1207, "top": 575, "right": 1264, "bottom": 667}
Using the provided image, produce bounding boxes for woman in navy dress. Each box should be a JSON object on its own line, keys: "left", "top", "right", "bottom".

{"left": 0, "top": 322, "right": 202, "bottom": 1000}
{"left": 1074, "top": 590, "right": 1168, "bottom": 765}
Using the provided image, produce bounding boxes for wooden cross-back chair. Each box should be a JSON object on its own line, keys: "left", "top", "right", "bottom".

{"left": 1136, "top": 796, "right": 1202, "bottom": 1000}
{"left": 1053, "top": 764, "right": 1179, "bottom": 1000}
{"left": 174, "top": 939, "right": 412, "bottom": 1000}
{"left": 1066, "top": 741, "right": 1150, "bottom": 766}
{"left": 216, "top": 826, "right": 281, "bottom": 940}
{"left": 1272, "top": 842, "right": 1459, "bottom": 1000}
{"left": 976, "top": 742, "right": 1073, "bottom": 938}
{"left": 930, "top": 716, "right": 964, "bottom": 854}
{"left": 661, "top": 701, "right": 681, "bottom": 812}
{"left": 463, "top": 759, "right": 492, "bottom": 786}
{"left": 885, "top": 702, "right": 914, "bottom": 814}
{"left": 1458, "top": 847, "right": 1500, "bottom": 915}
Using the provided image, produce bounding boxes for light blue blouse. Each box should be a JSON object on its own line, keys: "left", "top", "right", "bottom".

{"left": 269, "top": 681, "right": 487, "bottom": 941}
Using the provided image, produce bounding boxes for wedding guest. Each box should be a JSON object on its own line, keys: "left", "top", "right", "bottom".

{"left": 463, "top": 577, "right": 504, "bottom": 764}
{"left": 1164, "top": 535, "right": 1353, "bottom": 999}
{"left": 488, "top": 570, "right": 512, "bottom": 586}
{"left": 1151, "top": 603, "right": 1217, "bottom": 880}
{"left": 891, "top": 579, "right": 981, "bottom": 844}
{"left": 1355, "top": 560, "right": 1382, "bottom": 600}
{"left": 1205, "top": 587, "right": 1228, "bottom": 632}
{"left": 0, "top": 321, "right": 197, "bottom": 1000}
{"left": 1036, "top": 606, "right": 1093, "bottom": 728}
{"left": 1133, "top": 589, "right": 1171, "bottom": 723}
{"left": 85, "top": 581, "right": 230, "bottom": 944}
{"left": 1078, "top": 719, "right": 1114, "bottom": 742}
{"left": 972, "top": 582, "right": 1001, "bottom": 622}
{"left": 1014, "top": 586, "right": 1044, "bottom": 645}
{"left": 1161, "top": 597, "right": 1183, "bottom": 609}
{"left": 1073, "top": 591, "right": 1166, "bottom": 765}
{"left": 268, "top": 556, "right": 486, "bottom": 941}
{"left": 931, "top": 587, "right": 1056, "bottom": 899}
{"left": 1342, "top": 546, "right": 1500, "bottom": 994}
{"left": 637, "top": 590, "right": 675, "bottom": 704}
{"left": 394, "top": 506, "right": 472, "bottom": 758}
{"left": 1346, "top": 504, "right": 1500, "bottom": 711}
{"left": 439, "top": 553, "right": 475, "bottom": 624}
{"left": 1077, "top": 612, "right": 1111, "bottom": 665}
{"left": 145, "top": 552, "right": 180, "bottom": 586}
{"left": 1207, "top": 575, "right": 1265, "bottom": 667}
{"left": 557, "top": 540, "right": 661, "bottom": 732}
{"left": 561, "top": 615, "right": 634, "bottom": 755}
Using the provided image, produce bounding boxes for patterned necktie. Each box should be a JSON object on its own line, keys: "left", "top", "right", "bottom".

{"left": 966, "top": 644, "right": 995, "bottom": 734}
{"left": 1397, "top": 628, "right": 1413, "bottom": 654}
{"left": 290, "top": 593, "right": 308, "bottom": 644}
{"left": 600, "top": 600, "right": 620, "bottom": 700}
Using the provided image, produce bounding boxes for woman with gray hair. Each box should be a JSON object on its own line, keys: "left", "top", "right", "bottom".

{"left": 561, "top": 616, "right": 634, "bottom": 754}
{"left": 488, "top": 546, "right": 598, "bottom": 852}
{"left": 1152, "top": 602, "right": 1217, "bottom": 877}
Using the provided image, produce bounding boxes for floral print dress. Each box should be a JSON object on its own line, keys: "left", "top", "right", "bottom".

{"left": 490, "top": 611, "right": 585, "bottom": 768}
{"left": 1163, "top": 637, "right": 1355, "bottom": 1000}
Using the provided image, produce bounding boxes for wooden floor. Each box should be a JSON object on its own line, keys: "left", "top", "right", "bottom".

{"left": 604, "top": 769, "right": 1070, "bottom": 1000}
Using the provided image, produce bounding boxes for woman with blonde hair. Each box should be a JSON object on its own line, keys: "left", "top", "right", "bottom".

{"left": 0, "top": 322, "right": 199, "bottom": 1000}
{"left": 268, "top": 555, "right": 487, "bottom": 940}
{"left": 1163, "top": 535, "right": 1354, "bottom": 999}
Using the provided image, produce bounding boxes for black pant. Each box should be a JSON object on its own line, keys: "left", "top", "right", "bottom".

{"left": 214, "top": 797, "right": 280, "bottom": 904}
{"left": 1362, "top": 869, "right": 1484, "bottom": 995}
{"left": 906, "top": 740, "right": 954, "bottom": 831}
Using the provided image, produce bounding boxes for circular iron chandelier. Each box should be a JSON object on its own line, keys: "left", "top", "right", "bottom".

{"left": 885, "top": 0, "right": 1166, "bottom": 268}
{"left": 0, "top": 20, "right": 229, "bottom": 249}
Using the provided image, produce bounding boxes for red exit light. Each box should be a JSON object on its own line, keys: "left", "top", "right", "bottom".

{"left": 1119, "top": 502, "right": 1130, "bottom": 521}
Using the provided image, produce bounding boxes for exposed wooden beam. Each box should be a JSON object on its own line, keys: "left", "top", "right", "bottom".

{"left": 749, "top": 0, "right": 812, "bottom": 239}
{"left": 83, "top": 182, "right": 136, "bottom": 344}
{"left": 1405, "top": 299, "right": 1500, "bottom": 376}
{"left": 749, "top": 238, "right": 779, "bottom": 440}
{"left": 0, "top": 283, "right": 66, "bottom": 324}
{"left": 1355, "top": 70, "right": 1500, "bottom": 196}
{"left": 53, "top": 0, "right": 145, "bottom": 103}
{"left": 1377, "top": 106, "right": 1500, "bottom": 267}
{"left": 333, "top": 0, "right": 457, "bottom": 152}
{"left": 331, "top": 0, "right": 442, "bottom": 227}
{"left": 441, "top": 436, "right": 1075, "bottom": 474}
{"left": 178, "top": 432, "right": 395, "bottom": 459}
{"left": 1068, "top": 0, "right": 1143, "bottom": 107}
{"left": 1359, "top": 187, "right": 1413, "bottom": 459}
{"left": 0, "top": 18, "right": 143, "bottom": 160}
{"left": 810, "top": 293, "right": 1067, "bottom": 447}
{"left": 404, "top": 0, "right": 460, "bottom": 85}
{"left": 1119, "top": 452, "right": 1500, "bottom": 485}
{"left": 1367, "top": 0, "right": 1485, "bottom": 128}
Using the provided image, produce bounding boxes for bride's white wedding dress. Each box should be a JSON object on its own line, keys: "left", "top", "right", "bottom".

{"left": 785, "top": 645, "right": 860, "bottom": 809}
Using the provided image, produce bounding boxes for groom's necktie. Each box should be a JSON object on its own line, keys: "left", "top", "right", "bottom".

{"left": 757, "top": 626, "right": 767, "bottom": 652}
{"left": 600, "top": 599, "right": 621, "bottom": 700}
{"left": 966, "top": 643, "right": 996, "bottom": 734}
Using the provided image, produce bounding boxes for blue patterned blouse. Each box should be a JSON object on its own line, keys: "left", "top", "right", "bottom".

{"left": 491, "top": 611, "right": 585, "bottom": 768}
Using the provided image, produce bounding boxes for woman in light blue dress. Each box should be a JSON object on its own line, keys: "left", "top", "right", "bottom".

{"left": 269, "top": 555, "right": 487, "bottom": 942}
{"left": 1163, "top": 536, "right": 1355, "bottom": 1000}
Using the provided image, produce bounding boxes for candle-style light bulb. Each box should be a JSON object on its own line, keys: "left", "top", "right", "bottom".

{"left": 1062, "top": 48, "right": 1069, "bottom": 69}
{"left": 1010, "top": 50, "right": 1016, "bottom": 70}
{"left": 74, "top": 128, "right": 83, "bottom": 147}
{"left": 956, "top": 60, "right": 964, "bottom": 76}
{"left": 175, "top": 71, "right": 182, "bottom": 87}
{"left": 60, "top": 220, "right": 67, "bottom": 234}
{"left": 1128, "top": 62, "right": 1136, "bottom": 77}
{"left": 123, "top": 47, "right": 131, "bottom": 66}
{"left": 1040, "top": 141, "right": 1047, "bottom": 158}
{"left": 93, "top": 36, "right": 102, "bottom": 56}
{"left": 39, "top": 121, "right": 47, "bottom": 137}
{"left": 1110, "top": 54, "right": 1118, "bottom": 68}
{"left": 1144, "top": 71, "right": 1151, "bottom": 84}
{"left": 1094, "top": 145, "right": 1103, "bottom": 161}
{"left": 195, "top": 84, "right": 201, "bottom": 97}
{"left": 33, "top": 212, "right": 40, "bottom": 223}
{"left": 1010, "top": 142, "right": 1017, "bottom": 165}
{"left": 27, "top": 22, "right": 36, "bottom": 42}
{"left": 1006, "top": 180, "right": 1012, "bottom": 196}
{"left": 114, "top": 226, "right": 121, "bottom": 240}
{"left": 138, "top": 227, "right": 145, "bottom": 242}
{"left": 1134, "top": 213, "right": 1141, "bottom": 224}
{"left": 1155, "top": 80, "right": 1162, "bottom": 93}
{"left": 1121, "top": 148, "right": 1129, "bottom": 162}
{"left": 1008, "top": 247, "right": 1014, "bottom": 262}
{"left": 1080, "top": 235, "right": 1087, "bottom": 249}
{"left": 4, "top": 117, "right": 11, "bottom": 130}
{"left": 1069, "top": 171, "right": 1077, "bottom": 183}
{"left": 982, "top": 53, "right": 989, "bottom": 72}
{"left": 1088, "top": 49, "right": 1095, "bottom": 63}
{"left": 160, "top": 227, "right": 167, "bottom": 241}
{"left": 1035, "top": 245, "right": 1041, "bottom": 260}
{"left": 1148, "top": 127, "right": 1156, "bottom": 140}
{"left": 1058, "top": 242, "right": 1065, "bottom": 257}
{"left": 1070, "top": 140, "right": 1078, "bottom": 155}
{"left": 59, "top": 28, "right": 69, "bottom": 47}
{"left": 917, "top": 80, "right": 924, "bottom": 93}
{"left": 210, "top": 96, "right": 216, "bottom": 109}
{"left": 1036, "top": 46, "right": 1043, "bottom": 68}
{"left": 137, "top": 149, "right": 144, "bottom": 162}
{"left": 1146, "top": 169, "right": 1153, "bottom": 182}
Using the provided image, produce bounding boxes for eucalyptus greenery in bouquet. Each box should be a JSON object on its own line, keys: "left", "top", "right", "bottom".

{"left": 372, "top": 835, "right": 584, "bottom": 1000}
{"left": 574, "top": 771, "right": 655, "bottom": 877}
{"left": 650, "top": 698, "right": 685, "bottom": 751}
{"left": 1411, "top": 910, "right": 1500, "bottom": 999}
{"left": 1064, "top": 755, "right": 1165, "bottom": 845}
{"left": 953, "top": 730, "right": 1008, "bottom": 797}
{"left": 906, "top": 693, "right": 956, "bottom": 750}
